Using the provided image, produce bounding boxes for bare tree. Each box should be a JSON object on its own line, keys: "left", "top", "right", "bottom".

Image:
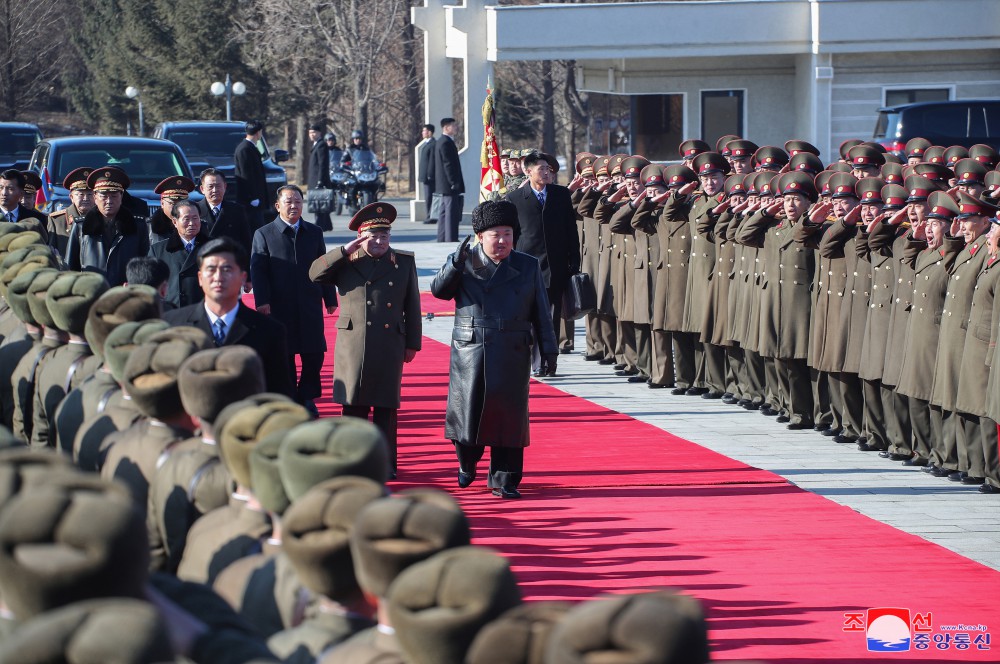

{"left": 0, "top": 0, "right": 66, "bottom": 119}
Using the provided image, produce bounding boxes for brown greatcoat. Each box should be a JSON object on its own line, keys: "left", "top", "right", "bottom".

{"left": 608, "top": 203, "right": 636, "bottom": 322}
{"left": 73, "top": 399, "right": 143, "bottom": 471}
{"left": 308, "top": 247, "right": 421, "bottom": 409}
{"left": 797, "top": 218, "right": 846, "bottom": 372}
{"left": 31, "top": 341, "right": 97, "bottom": 449}
{"left": 704, "top": 209, "right": 735, "bottom": 346}
{"left": 929, "top": 239, "right": 989, "bottom": 410}
{"left": 11, "top": 335, "right": 59, "bottom": 441}
{"left": 665, "top": 191, "right": 718, "bottom": 336}
{"left": 737, "top": 212, "right": 815, "bottom": 360}
{"left": 726, "top": 214, "right": 749, "bottom": 346}
{"left": 177, "top": 496, "right": 273, "bottom": 585}
{"left": 0, "top": 328, "right": 35, "bottom": 429}
{"left": 100, "top": 419, "right": 192, "bottom": 514}
{"left": 957, "top": 253, "right": 1000, "bottom": 417}
{"left": 213, "top": 546, "right": 312, "bottom": 639}
{"left": 732, "top": 211, "right": 766, "bottom": 353}
{"left": 857, "top": 224, "right": 901, "bottom": 382}
{"left": 644, "top": 197, "right": 691, "bottom": 333}
{"left": 630, "top": 199, "right": 663, "bottom": 329}
{"left": 593, "top": 196, "right": 619, "bottom": 316}
{"left": 837, "top": 228, "right": 871, "bottom": 375}
{"left": 46, "top": 205, "right": 86, "bottom": 258}
{"left": 878, "top": 230, "right": 918, "bottom": 387}
{"left": 896, "top": 234, "right": 964, "bottom": 401}
{"left": 576, "top": 188, "right": 602, "bottom": 289}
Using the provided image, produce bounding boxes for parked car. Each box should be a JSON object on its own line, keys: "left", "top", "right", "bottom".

{"left": 873, "top": 99, "right": 1000, "bottom": 158}
{"left": 28, "top": 136, "right": 201, "bottom": 215}
{"left": 153, "top": 121, "right": 288, "bottom": 206}
{"left": 0, "top": 122, "right": 43, "bottom": 171}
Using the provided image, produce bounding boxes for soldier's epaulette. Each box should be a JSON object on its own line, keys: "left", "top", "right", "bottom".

{"left": 49, "top": 209, "right": 67, "bottom": 218}
{"left": 393, "top": 249, "right": 414, "bottom": 257}
{"left": 349, "top": 248, "right": 366, "bottom": 262}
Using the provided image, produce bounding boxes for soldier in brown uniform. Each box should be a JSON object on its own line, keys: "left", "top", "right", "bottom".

{"left": 591, "top": 156, "right": 619, "bottom": 365}
{"left": 29, "top": 271, "right": 108, "bottom": 449}
{"left": 711, "top": 173, "right": 746, "bottom": 403}
{"left": 568, "top": 153, "right": 606, "bottom": 362}
{"left": 308, "top": 202, "right": 421, "bottom": 478}
{"left": 596, "top": 154, "right": 636, "bottom": 374}
{"left": 46, "top": 167, "right": 94, "bottom": 258}
{"left": 895, "top": 191, "right": 964, "bottom": 468}
{"left": 978, "top": 218, "right": 1000, "bottom": 493}
{"left": 927, "top": 190, "right": 993, "bottom": 481}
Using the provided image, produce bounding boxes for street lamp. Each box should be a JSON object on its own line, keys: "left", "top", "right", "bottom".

{"left": 125, "top": 86, "right": 143, "bottom": 136}
{"left": 210, "top": 74, "right": 246, "bottom": 121}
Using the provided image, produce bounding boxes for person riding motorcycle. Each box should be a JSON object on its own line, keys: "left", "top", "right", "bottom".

{"left": 342, "top": 129, "right": 372, "bottom": 166}
{"left": 326, "top": 132, "right": 345, "bottom": 181}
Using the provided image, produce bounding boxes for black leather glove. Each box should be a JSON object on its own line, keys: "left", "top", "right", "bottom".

{"left": 454, "top": 234, "right": 473, "bottom": 266}
{"left": 542, "top": 353, "right": 558, "bottom": 377}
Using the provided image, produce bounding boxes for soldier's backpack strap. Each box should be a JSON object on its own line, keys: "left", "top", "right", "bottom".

{"left": 63, "top": 356, "right": 88, "bottom": 393}
{"left": 96, "top": 387, "right": 118, "bottom": 414}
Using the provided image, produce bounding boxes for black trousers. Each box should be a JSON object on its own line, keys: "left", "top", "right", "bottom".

{"left": 423, "top": 183, "right": 435, "bottom": 221}
{"left": 437, "top": 194, "right": 462, "bottom": 242}
{"left": 290, "top": 352, "right": 324, "bottom": 402}
{"left": 342, "top": 404, "right": 398, "bottom": 471}
{"left": 454, "top": 442, "right": 523, "bottom": 491}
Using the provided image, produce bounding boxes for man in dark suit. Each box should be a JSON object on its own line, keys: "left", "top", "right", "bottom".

{"left": 418, "top": 123, "right": 436, "bottom": 224}
{"left": 306, "top": 122, "right": 333, "bottom": 231}
{"left": 148, "top": 199, "right": 209, "bottom": 309}
{"left": 234, "top": 120, "right": 269, "bottom": 232}
{"left": 505, "top": 151, "right": 581, "bottom": 372}
{"left": 0, "top": 169, "right": 48, "bottom": 241}
{"left": 434, "top": 117, "right": 464, "bottom": 242}
{"left": 163, "top": 236, "right": 293, "bottom": 397}
{"left": 195, "top": 167, "right": 252, "bottom": 252}
{"left": 250, "top": 185, "right": 337, "bottom": 413}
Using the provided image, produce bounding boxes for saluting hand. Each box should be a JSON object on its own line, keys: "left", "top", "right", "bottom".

{"left": 677, "top": 181, "right": 699, "bottom": 197}
{"left": 950, "top": 218, "right": 962, "bottom": 238}
{"left": 631, "top": 188, "right": 648, "bottom": 205}
{"left": 712, "top": 199, "right": 730, "bottom": 216}
{"left": 764, "top": 201, "right": 784, "bottom": 217}
{"left": 596, "top": 180, "right": 613, "bottom": 193}
{"left": 843, "top": 205, "right": 862, "bottom": 226}
{"left": 808, "top": 201, "right": 833, "bottom": 225}
{"left": 568, "top": 175, "right": 584, "bottom": 191}
{"left": 887, "top": 206, "right": 909, "bottom": 226}
{"left": 607, "top": 187, "right": 629, "bottom": 203}
{"left": 651, "top": 189, "right": 672, "bottom": 205}
{"left": 343, "top": 235, "right": 366, "bottom": 256}
{"left": 865, "top": 213, "right": 886, "bottom": 234}
{"left": 912, "top": 219, "right": 927, "bottom": 241}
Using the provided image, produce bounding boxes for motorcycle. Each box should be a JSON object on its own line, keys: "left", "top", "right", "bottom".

{"left": 339, "top": 149, "right": 388, "bottom": 215}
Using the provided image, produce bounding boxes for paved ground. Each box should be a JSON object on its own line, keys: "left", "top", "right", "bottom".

{"left": 311, "top": 198, "right": 1000, "bottom": 572}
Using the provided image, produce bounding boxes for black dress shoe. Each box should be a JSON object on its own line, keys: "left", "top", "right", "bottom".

{"left": 814, "top": 423, "right": 831, "bottom": 432}
{"left": 759, "top": 406, "right": 778, "bottom": 417}
{"left": 559, "top": 348, "right": 573, "bottom": 354}
{"left": 598, "top": 358, "right": 616, "bottom": 365}
{"left": 627, "top": 375, "right": 648, "bottom": 383}
{"left": 722, "top": 395, "right": 739, "bottom": 404}
{"left": 458, "top": 471, "right": 476, "bottom": 488}
{"left": 930, "top": 466, "right": 953, "bottom": 478}
{"left": 532, "top": 370, "right": 544, "bottom": 378}
{"left": 903, "top": 457, "right": 928, "bottom": 467}
{"left": 962, "top": 475, "right": 985, "bottom": 485}
{"left": 492, "top": 487, "right": 521, "bottom": 499}
{"left": 613, "top": 364, "right": 626, "bottom": 371}
{"left": 584, "top": 353, "right": 603, "bottom": 361}
{"left": 786, "top": 421, "right": 812, "bottom": 430}
{"left": 702, "top": 391, "right": 723, "bottom": 399}
{"left": 856, "top": 436, "right": 868, "bottom": 445}
{"left": 648, "top": 382, "right": 669, "bottom": 389}
{"left": 878, "top": 450, "right": 892, "bottom": 458}
{"left": 776, "top": 414, "right": 790, "bottom": 423}
{"left": 889, "top": 452, "right": 911, "bottom": 461}
{"left": 685, "top": 387, "right": 708, "bottom": 396}
{"left": 670, "top": 387, "right": 688, "bottom": 395}
{"left": 820, "top": 427, "right": 842, "bottom": 437}
{"left": 615, "top": 368, "right": 639, "bottom": 376}
{"left": 979, "top": 483, "right": 999, "bottom": 494}
{"left": 857, "top": 442, "right": 882, "bottom": 452}
{"left": 721, "top": 392, "right": 734, "bottom": 400}
{"left": 742, "top": 401, "right": 761, "bottom": 411}
{"left": 920, "top": 463, "right": 936, "bottom": 473}
{"left": 947, "top": 471, "right": 967, "bottom": 482}
{"left": 832, "top": 434, "right": 857, "bottom": 444}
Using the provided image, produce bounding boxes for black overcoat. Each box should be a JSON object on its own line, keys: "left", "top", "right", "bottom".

{"left": 250, "top": 218, "right": 336, "bottom": 354}
{"left": 148, "top": 231, "right": 209, "bottom": 308}
{"left": 506, "top": 183, "right": 581, "bottom": 292}
{"left": 431, "top": 246, "right": 557, "bottom": 448}
{"left": 195, "top": 199, "right": 253, "bottom": 252}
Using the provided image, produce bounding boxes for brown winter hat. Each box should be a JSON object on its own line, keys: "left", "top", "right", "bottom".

{"left": 0, "top": 474, "right": 148, "bottom": 620}
{"left": 102, "top": 319, "right": 171, "bottom": 384}
{"left": 248, "top": 429, "right": 292, "bottom": 515}
{"left": 0, "top": 247, "right": 58, "bottom": 298}
{"left": 25, "top": 267, "right": 63, "bottom": 329}
{"left": 7, "top": 268, "right": 58, "bottom": 325}
{"left": 545, "top": 591, "right": 710, "bottom": 664}
{"left": 45, "top": 272, "right": 110, "bottom": 336}
{"left": 218, "top": 400, "right": 312, "bottom": 489}
{"left": 467, "top": 602, "right": 573, "bottom": 664}
{"left": 177, "top": 346, "right": 265, "bottom": 424}
{"left": 122, "top": 328, "right": 213, "bottom": 419}
{"left": 0, "top": 598, "right": 174, "bottom": 663}
{"left": 0, "top": 447, "right": 73, "bottom": 509}
{"left": 83, "top": 285, "right": 162, "bottom": 359}
{"left": 350, "top": 488, "right": 472, "bottom": 597}
{"left": 282, "top": 476, "right": 386, "bottom": 600}
{"left": 0, "top": 229, "right": 45, "bottom": 257}
{"left": 278, "top": 418, "right": 389, "bottom": 500}
{"left": 388, "top": 546, "right": 522, "bottom": 664}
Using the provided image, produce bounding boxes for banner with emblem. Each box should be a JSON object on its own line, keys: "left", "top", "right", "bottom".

{"left": 479, "top": 83, "right": 504, "bottom": 203}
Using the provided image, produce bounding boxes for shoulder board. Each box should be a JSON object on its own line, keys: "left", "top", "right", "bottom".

{"left": 393, "top": 249, "right": 414, "bottom": 257}
{"left": 50, "top": 209, "right": 67, "bottom": 218}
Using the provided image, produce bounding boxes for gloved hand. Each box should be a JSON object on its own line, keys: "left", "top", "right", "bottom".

{"left": 454, "top": 234, "right": 473, "bottom": 266}
{"left": 541, "top": 353, "right": 558, "bottom": 377}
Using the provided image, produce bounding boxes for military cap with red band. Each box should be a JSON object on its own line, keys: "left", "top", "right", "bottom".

{"left": 575, "top": 153, "right": 596, "bottom": 177}
{"left": 828, "top": 172, "right": 859, "bottom": 199}
{"left": 726, "top": 140, "right": 758, "bottom": 159}
{"left": 839, "top": 139, "right": 864, "bottom": 161}
{"left": 956, "top": 191, "right": 999, "bottom": 219}
{"left": 610, "top": 154, "right": 628, "bottom": 176}
{"left": 881, "top": 162, "right": 904, "bottom": 184}
{"left": 777, "top": 171, "right": 818, "bottom": 202}
{"left": 881, "top": 184, "right": 907, "bottom": 209}
{"left": 848, "top": 144, "right": 886, "bottom": 169}
{"left": 678, "top": 139, "right": 710, "bottom": 159}
{"left": 349, "top": 201, "right": 397, "bottom": 232}
{"left": 943, "top": 145, "right": 969, "bottom": 166}
{"left": 790, "top": 152, "right": 823, "bottom": 175}
{"left": 725, "top": 174, "right": 746, "bottom": 197}
{"left": 639, "top": 164, "right": 664, "bottom": 188}
{"left": 970, "top": 144, "right": 999, "bottom": 169}
{"left": 663, "top": 164, "right": 696, "bottom": 188}
{"left": 857, "top": 177, "right": 886, "bottom": 205}
{"left": 753, "top": 146, "right": 788, "bottom": 171}
{"left": 913, "top": 162, "right": 953, "bottom": 183}
{"left": 952, "top": 158, "right": 987, "bottom": 186}
{"left": 594, "top": 156, "right": 612, "bottom": 178}
{"left": 785, "top": 140, "right": 820, "bottom": 157}
{"left": 904, "top": 175, "right": 937, "bottom": 203}
{"left": 904, "top": 137, "right": 931, "bottom": 159}
{"left": 87, "top": 167, "right": 130, "bottom": 192}
{"left": 621, "top": 156, "right": 650, "bottom": 179}
{"left": 692, "top": 152, "right": 729, "bottom": 176}
{"left": 154, "top": 176, "right": 195, "bottom": 200}
{"left": 923, "top": 146, "right": 946, "bottom": 164}
{"left": 925, "top": 191, "right": 960, "bottom": 220}
{"left": 63, "top": 167, "right": 93, "bottom": 191}
{"left": 815, "top": 170, "right": 835, "bottom": 197}
{"left": 714, "top": 135, "right": 740, "bottom": 155}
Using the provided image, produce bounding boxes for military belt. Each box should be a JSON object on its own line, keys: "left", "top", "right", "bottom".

{"left": 454, "top": 316, "right": 532, "bottom": 331}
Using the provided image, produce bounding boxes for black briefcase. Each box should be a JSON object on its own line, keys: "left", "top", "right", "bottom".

{"left": 306, "top": 187, "right": 335, "bottom": 214}
{"left": 562, "top": 272, "right": 596, "bottom": 320}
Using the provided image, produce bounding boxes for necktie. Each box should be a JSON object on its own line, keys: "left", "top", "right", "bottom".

{"left": 536, "top": 190, "right": 546, "bottom": 207}
{"left": 212, "top": 206, "right": 221, "bottom": 219}
{"left": 4, "top": 212, "right": 12, "bottom": 222}
{"left": 213, "top": 319, "right": 227, "bottom": 346}
{"left": 185, "top": 241, "right": 194, "bottom": 253}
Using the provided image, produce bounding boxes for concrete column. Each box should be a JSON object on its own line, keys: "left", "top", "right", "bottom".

{"left": 411, "top": 0, "right": 454, "bottom": 221}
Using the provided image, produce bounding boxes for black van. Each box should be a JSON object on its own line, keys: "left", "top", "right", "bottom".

{"left": 872, "top": 99, "right": 1000, "bottom": 158}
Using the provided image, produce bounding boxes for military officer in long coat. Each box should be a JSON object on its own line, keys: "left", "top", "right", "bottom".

{"left": 308, "top": 202, "right": 422, "bottom": 477}
{"left": 46, "top": 167, "right": 93, "bottom": 258}
{"left": 431, "top": 200, "right": 557, "bottom": 499}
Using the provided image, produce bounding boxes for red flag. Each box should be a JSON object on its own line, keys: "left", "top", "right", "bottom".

{"left": 480, "top": 84, "right": 504, "bottom": 202}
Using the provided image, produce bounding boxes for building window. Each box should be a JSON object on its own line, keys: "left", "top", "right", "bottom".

{"left": 587, "top": 93, "right": 683, "bottom": 161}
{"left": 884, "top": 88, "right": 951, "bottom": 106}
{"left": 701, "top": 90, "right": 744, "bottom": 150}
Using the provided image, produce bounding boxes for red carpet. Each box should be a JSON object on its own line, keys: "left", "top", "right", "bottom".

{"left": 419, "top": 290, "right": 454, "bottom": 316}
{"left": 299, "top": 307, "right": 1000, "bottom": 662}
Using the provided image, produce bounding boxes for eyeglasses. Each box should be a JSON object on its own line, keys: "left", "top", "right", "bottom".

{"left": 95, "top": 191, "right": 122, "bottom": 199}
